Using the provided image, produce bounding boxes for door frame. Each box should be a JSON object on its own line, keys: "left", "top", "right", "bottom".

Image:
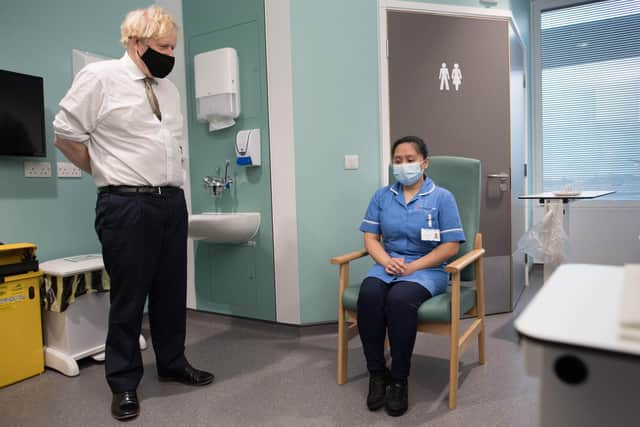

{"left": 377, "top": 0, "right": 528, "bottom": 186}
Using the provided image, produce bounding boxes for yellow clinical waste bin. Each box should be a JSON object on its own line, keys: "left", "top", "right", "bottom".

{"left": 0, "top": 243, "right": 44, "bottom": 388}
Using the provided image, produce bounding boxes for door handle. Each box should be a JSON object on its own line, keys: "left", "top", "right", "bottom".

{"left": 487, "top": 173, "right": 509, "bottom": 191}
{"left": 487, "top": 173, "right": 509, "bottom": 179}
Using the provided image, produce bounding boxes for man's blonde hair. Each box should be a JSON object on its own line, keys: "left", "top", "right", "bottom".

{"left": 120, "top": 5, "right": 178, "bottom": 48}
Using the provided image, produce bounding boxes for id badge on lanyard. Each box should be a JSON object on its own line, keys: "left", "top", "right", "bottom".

{"left": 421, "top": 212, "right": 440, "bottom": 242}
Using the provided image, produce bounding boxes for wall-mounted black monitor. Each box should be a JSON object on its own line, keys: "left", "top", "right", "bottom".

{"left": 0, "top": 69, "right": 46, "bottom": 157}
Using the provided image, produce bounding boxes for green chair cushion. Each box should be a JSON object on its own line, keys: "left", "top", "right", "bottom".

{"left": 342, "top": 285, "right": 361, "bottom": 312}
{"left": 342, "top": 284, "right": 477, "bottom": 324}
{"left": 417, "top": 286, "right": 477, "bottom": 323}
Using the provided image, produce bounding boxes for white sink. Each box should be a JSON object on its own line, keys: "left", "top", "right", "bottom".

{"left": 188, "top": 212, "right": 260, "bottom": 244}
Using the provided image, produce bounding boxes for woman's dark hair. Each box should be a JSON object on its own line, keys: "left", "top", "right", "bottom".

{"left": 391, "top": 135, "right": 429, "bottom": 159}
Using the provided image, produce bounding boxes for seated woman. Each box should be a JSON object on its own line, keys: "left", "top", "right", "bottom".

{"left": 358, "top": 136, "right": 465, "bottom": 417}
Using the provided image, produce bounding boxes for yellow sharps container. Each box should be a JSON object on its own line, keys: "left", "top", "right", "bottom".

{"left": 0, "top": 243, "right": 44, "bottom": 387}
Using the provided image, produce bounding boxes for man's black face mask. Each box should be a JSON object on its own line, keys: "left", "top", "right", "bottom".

{"left": 140, "top": 46, "right": 175, "bottom": 78}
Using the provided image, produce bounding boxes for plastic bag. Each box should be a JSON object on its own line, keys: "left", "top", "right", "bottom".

{"left": 515, "top": 201, "right": 570, "bottom": 267}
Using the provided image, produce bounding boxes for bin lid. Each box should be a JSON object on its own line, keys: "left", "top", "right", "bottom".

{"left": 40, "top": 254, "right": 104, "bottom": 276}
{"left": 0, "top": 242, "right": 37, "bottom": 265}
{"left": 0, "top": 242, "right": 37, "bottom": 251}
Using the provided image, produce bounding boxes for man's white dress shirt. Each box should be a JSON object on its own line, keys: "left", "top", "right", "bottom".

{"left": 53, "top": 53, "right": 184, "bottom": 188}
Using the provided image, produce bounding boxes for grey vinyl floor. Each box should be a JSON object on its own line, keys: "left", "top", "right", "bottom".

{"left": 0, "top": 268, "right": 542, "bottom": 427}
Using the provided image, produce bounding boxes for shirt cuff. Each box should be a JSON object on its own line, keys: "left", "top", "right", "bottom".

{"left": 52, "top": 111, "right": 90, "bottom": 143}
{"left": 360, "top": 220, "right": 380, "bottom": 234}
{"left": 440, "top": 228, "right": 465, "bottom": 243}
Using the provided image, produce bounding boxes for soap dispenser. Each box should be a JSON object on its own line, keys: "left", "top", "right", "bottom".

{"left": 235, "top": 129, "right": 261, "bottom": 167}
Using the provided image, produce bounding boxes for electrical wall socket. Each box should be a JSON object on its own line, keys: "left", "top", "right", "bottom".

{"left": 57, "top": 162, "right": 82, "bottom": 178}
{"left": 24, "top": 161, "right": 52, "bottom": 178}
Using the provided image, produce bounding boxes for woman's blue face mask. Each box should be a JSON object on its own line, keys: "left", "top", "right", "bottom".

{"left": 392, "top": 162, "right": 423, "bottom": 186}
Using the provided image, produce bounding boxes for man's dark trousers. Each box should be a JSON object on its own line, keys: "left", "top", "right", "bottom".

{"left": 95, "top": 187, "right": 189, "bottom": 392}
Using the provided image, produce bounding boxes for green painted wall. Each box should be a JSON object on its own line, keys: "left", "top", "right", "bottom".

{"left": 0, "top": 0, "right": 147, "bottom": 262}
{"left": 0, "top": 0, "right": 530, "bottom": 324}
{"left": 183, "top": 0, "right": 275, "bottom": 321}
{"left": 290, "top": 0, "right": 531, "bottom": 323}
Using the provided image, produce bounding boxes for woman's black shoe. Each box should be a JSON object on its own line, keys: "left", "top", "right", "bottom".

{"left": 385, "top": 378, "right": 408, "bottom": 417}
{"left": 367, "top": 369, "right": 390, "bottom": 411}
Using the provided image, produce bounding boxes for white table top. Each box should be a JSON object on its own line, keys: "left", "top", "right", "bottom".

{"left": 40, "top": 254, "right": 104, "bottom": 276}
{"left": 518, "top": 190, "right": 615, "bottom": 200}
{"left": 514, "top": 264, "right": 640, "bottom": 357}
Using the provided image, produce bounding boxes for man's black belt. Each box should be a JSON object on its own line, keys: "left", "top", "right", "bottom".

{"left": 98, "top": 185, "right": 181, "bottom": 195}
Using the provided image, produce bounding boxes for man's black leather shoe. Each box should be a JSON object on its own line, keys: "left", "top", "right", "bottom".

{"left": 385, "top": 378, "right": 409, "bottom": 417}
{"left": 367, "top": 368, "right": 390, "bottom": 411}
{"left": 111, "top": 391, "right": 139, "bottom": 421}
{"left": 158, "top": 365, "right": 214, "bottom": 386}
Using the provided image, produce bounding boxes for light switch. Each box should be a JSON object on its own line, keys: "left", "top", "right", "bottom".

{"left": 344, "top": 154, "right": 359, "bottom": 170}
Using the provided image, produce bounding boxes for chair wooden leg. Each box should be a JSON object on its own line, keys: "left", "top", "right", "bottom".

{"left": 449, "top": 354, "right": 459, "bottom": 409}
{"left": 383, "top": 334, "right": 391, "bottom": 368}
{"left": 337, "top": 314, "right": 348, "bottom": 385}
{"left": 449, "top": 271, "right": 461, "bottom": 409}
{"left": 478, "top": 322, "right": 486, "bottom": 365}
{"left": 337, "top": 262, "right": 350, "bottom": 385}
{"left": 449, "top": 323, "right": 460, "bottom": 410}
{"left": 475, "top": 236, "right": 486, "bottom": 365}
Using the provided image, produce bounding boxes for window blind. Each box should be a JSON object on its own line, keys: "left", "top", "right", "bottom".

{"left": 540, "top": 0, "right": 640, "bottom": 199}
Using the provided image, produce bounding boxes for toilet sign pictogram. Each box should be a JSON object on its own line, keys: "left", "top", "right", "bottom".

{"left": 439, "top": 62, "right": 462, "bottom": 92}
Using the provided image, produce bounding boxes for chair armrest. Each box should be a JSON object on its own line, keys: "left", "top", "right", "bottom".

{"left": 445, "top": 248, "right": 485, "bottom": 273}
{"left": 330, "top": 249, "right": 369, "bottom": 265}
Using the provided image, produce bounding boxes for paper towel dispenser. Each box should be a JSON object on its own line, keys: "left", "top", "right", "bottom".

{"left": 194, "top": 47, "right": 240, "bottom": 131}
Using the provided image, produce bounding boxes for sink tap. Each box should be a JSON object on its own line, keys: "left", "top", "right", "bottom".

{"left": 202, "top": 174, "right": 224, "bottom": 197}
{"left": 223, "top": 159, "right": 233, "bottom": 189}
{"left": 203, "top": 161, "right": 233, "bottom": 198}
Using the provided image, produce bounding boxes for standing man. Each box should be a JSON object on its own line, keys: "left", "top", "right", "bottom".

{"left": 53, "top": 6, "right": 213, "bottom": 421}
